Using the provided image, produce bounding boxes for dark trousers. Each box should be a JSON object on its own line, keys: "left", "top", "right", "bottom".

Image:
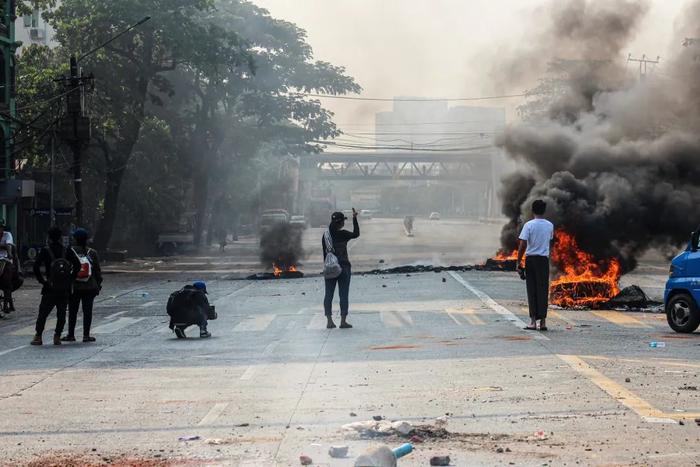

{"left": 35, "top": 294, "right": 69, "bottom": 335}
{"left": 525, "top": 255, "right": 550, "bottom": 321}
{"left": 68, "top": 292, "right": 97, "bottom": 337}
{"left": 324, "top": 264, "right": 351, "bottom": 317}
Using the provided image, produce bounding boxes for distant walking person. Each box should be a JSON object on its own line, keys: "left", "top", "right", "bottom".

{"left": 31, "top": 227, "right": 81, "bottom": 346}
{"left": 62, "top": 228, "right": 103, "bottom": 343}
{"left": 322, "top": 208, "right": 360, "bottom": 329}
{"left": 517, "top": 200, "right": 554, "bottom": 331}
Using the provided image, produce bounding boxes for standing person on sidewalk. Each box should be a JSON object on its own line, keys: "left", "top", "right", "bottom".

{"left": 322, "top": 208, "right": 360, "bottom": 329}
{"left": 517, "top": 200, "right": 554, "bottom": 331}
{"left": 31, "top": 227, "right": 81, "bottom": 346}
{"left": 62, "top": 228, "right": 103, "bottom": 343}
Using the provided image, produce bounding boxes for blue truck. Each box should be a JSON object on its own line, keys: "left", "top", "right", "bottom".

{"left": 665, "top": 230, "right": 700, "bottom": 333}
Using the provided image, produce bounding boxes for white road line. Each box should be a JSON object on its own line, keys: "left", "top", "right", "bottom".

{"left": 380, "top": 310, "right": 413, "bottom": 328}
{"left": 197, "top": 402, "right": 229, "bottom": 426}
{"left": 233, "top": 314, "right": 275, "bottom": 332}
{"left": 11, "top": 319, "right": 55, "bottom": 336}
{"left": 0, "top": 345, "right": 27, "bottom": 356}
{"left": 104, "top": 310, "right": 129, "bottom": 320}
{"left": 213, "top": 283, "right": 253, "bottom": 307}
{"left": 307, "top": 314, "right": 328, "bottom": 330}
{"left": 262, "top": 341, "right": 279, "bottom": 356}
{"left": 447, "top": 271, "right": 549, "bottom": 341}
{"left": 92, "top": 317, "right": 145, "bottom": 334}
{"left": 139, "top": 301, "right": 158, "bottom": 308}
{"left": 447, "top": 312, "right": 462, "bottom": 326}
{"left": 240, "top": 366, "right": 257, "bottom": 380}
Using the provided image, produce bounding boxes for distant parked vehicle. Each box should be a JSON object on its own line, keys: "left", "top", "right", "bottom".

{"left": 360, "top": 209, "right": 373, "bottom": 219}
{"left": 429, "top": 212, "right": 441, "bottom": 221}
{"left": 289, "top": 215, "right": 308, "bottom": 229}
{"left": 157, "top": 232, "right": 195, "bottom": 256}
{"left": 260, "top": 212, "right": 288, "bottom": 233}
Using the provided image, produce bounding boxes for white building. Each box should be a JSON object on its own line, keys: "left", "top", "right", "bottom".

{"left": 15, "top": 7, "right": 56, "bottom": 50}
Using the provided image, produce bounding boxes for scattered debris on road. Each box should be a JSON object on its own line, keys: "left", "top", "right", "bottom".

{"left": 429, "top": 455, "right": 451, "bottom": 466}
{"left": 177, "top": 435, "right": 200, "bottom": 442}
{"left": 299, "top": 454, "right": 313, "bottom": 465}
{"left": 679, "top": 385, "right": 698, "bottom": 391}
{"left": 328, "top": 445, "right": 349, "bottom": 458}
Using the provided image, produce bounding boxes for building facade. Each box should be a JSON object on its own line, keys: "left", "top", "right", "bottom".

{"left": 0, "top": 0, "right": 17, "bottom": 229}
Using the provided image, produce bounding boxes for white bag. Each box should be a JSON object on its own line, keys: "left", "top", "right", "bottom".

{"left": 323, "top": 230, "right": 342, "bottom": 279}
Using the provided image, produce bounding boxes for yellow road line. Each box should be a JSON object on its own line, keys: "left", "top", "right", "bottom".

{"left": 591, "top": 310, "right": 652, "bottom": 328}
{"left": 557, "top": 354, "right": 674, "bottom": 423}
{"left": 584, "top": 355, "right": 700, "bottom": 369}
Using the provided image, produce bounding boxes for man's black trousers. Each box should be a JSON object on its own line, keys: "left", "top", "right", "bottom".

{"left": 68, "top": 292, "right": 97, "bottom": 337}
{"left": 35, "top": 294, "right": 69, "bottom": 335}
{"left": 525, "top": 255, "right": 550, "bottom": 321}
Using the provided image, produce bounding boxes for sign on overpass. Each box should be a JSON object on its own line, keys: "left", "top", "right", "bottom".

{"left": 300, "top": 150, "right": 494, "bottom": 181}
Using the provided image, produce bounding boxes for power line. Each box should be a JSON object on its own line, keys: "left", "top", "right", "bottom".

{"left": 301, "top": 92, "right": 528, "bottom": 102}
{"left": 314, "top": 140, "right": 493, "bottom": 152}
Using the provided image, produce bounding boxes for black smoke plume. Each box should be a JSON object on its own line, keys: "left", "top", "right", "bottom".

{"left": 260, "top": 223, "right": 305, "bottom": 270}
{"left": 497, "top": 0, "right": 700, "bottom": 273}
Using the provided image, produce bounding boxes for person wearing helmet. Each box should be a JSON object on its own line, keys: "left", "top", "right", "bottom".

{"left": 62, "top": 228, "right": 103, "bottom": 343}
{"left": 166, "top": 280, "right": 212, "bottom": 339}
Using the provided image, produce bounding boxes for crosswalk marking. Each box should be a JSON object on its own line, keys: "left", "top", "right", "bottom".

{"left": 446, "top": 306, "right": 485, "bottom": 325}
{"left": 92, "top": 317, "right": 145, "bottom": 334}
{"left": 197, "top": 402, "right": 229, "bottom": 426}
{"left": 240, "top": 366, "right": 257, "bottom": 380}
{"left": 380, "top": 310, "right": 413, "bottom": 328}
{"left": 591, "top": 311, "right": 652, "bottom": 328}
{"left": 307, "top": 314, "right": 328, "bottom": 330}
{"left": 233, "top": 314, "right": 276, "bottom": 332}
{"left": 11, "top": 319, "right": 55, "bottom": 336}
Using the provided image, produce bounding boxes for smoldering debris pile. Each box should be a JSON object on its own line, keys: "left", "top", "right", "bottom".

{"left": 253, "top": 222, "right": 305, "bottom": 280}
{"left": 362, "top": 265, "right": 474, "bottom": 275}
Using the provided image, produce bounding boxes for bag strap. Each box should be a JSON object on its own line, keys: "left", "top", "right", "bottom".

{"left": 324, "top": 229, "right": 335, "bottom": 254}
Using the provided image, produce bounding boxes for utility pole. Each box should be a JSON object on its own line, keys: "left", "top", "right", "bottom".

{"left": 627, "top": 54, "right": 660, "bottom": 79}
{"left": 55, "top": 16, "right": 150, "bottom": 228}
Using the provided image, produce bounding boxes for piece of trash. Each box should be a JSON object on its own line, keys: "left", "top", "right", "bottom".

{"left": 141, "top": 292, "right": 150, "bottom": 298}
{"left": 625, "top": 377, "right": 631, "bottom": 383}
{"left": 565, "top": 325, "right": 572, "bottom": 330}
{"left": 441, "top": 277, "right": 446, "bottom": 283}
{"left": 204, "top": 438, "right": 227, "bottom": 445}
{"left": 679, "top": 386, "right": 698, "bottom": 391}
{"left": 178, "top": 435, "right": 200, "bottom": 442}
{"left": 496, "top": 447, "right": 504, "bottom": 453}
{"left": 649, "top": 341, "right": 666, "bottom": 348}
{"left": 299, "top": 454, "right": 313, "bottom": 465}
{"left": 328, "top": 445, "right": 349, "bottom": 458}
{"left": 393, "top": 443, "right": 413, "bottom": 458}
{"left": 679, "top": 420, "right": 685, "bottom": 425}
{"left": 393, "top": 421, "right": 413, "bottom": 435}
{"left": 382, "top": 284, "right": 387, "bottom": 288}
{"left": 342, "top": 420, "right": 413, "bottom": 438}
{"left": 236, "top": 423, "right": 250, "bottom": 427}
{"left": 350, "top": 412, "right": 357, "bottom": 417}
{"left": 695, "top": 418, "right": 700, "bottom": 426}
{"left": 354, "top": 446, "right": 396, "bottom": 467}
{"left": 434, "top": 415, "right": 449, "bottom": 428}
{"left": 379, "top": 259, "right": 385, "bottom": 264}
{"left": 430, "top": 456, "right": 451, "bottom": 466}
{"left": 533, "top": 430, "right": 548, "bottom": 440}
{"left": 373, "top": 415, "right": 384, "bottom": 421}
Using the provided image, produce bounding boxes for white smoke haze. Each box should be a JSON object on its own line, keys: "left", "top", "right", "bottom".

{"left": 497, "top": 0, "right": 700, "bottom": 273}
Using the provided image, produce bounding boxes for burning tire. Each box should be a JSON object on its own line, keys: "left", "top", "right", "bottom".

{"left": 666, "top": 293, "right": 700, "bottom": 333}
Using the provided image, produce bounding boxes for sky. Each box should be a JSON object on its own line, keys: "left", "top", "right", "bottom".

{"left": 253, "top": 0, "right": 689, "bottom": 129}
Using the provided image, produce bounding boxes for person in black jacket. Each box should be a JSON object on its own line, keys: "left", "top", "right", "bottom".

{"left": 31, "top": 226, "right": 81, "bottom": 346}
{"left": 322, "top": 208, "right": 360, "bottom": 329}
{"left": 62, "top": 228, "right": 103, "bottom": 343}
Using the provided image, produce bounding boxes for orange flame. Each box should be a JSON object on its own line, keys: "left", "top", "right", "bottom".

{"left": 493, "top": 249, "right": 518, "bottom": 261}
{"left": 549, "top": 231, "right": 621, "bottom": 308}
{"left": 273, "top": 263, "right": 299, "bottom": 277}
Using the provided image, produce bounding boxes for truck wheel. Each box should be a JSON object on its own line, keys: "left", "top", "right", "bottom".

{"left": 161, "top": 242, "right": 176, "bottom": 256}
{"left": 666, "top": 293, "right": 700, "bottom": 333}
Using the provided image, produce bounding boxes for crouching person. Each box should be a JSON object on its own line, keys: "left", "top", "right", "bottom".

{"left": 166, "top": 281, "right": 213, "bottom": 339}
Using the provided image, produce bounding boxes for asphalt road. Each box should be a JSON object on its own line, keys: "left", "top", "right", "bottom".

{"left": 0, "top": 218, "right": 696, "bottom": 466}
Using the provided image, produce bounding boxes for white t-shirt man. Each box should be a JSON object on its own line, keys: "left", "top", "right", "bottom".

{"left": 0, "top": 231, "right": 14, "bottom": 259}
{"left": 518, "top": 219, "right": 554, "bottom": 257}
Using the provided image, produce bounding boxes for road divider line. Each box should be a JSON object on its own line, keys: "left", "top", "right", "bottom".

{"left": 104, "top": 310, "right": 129, "bottom": 320}
{"left": 447, "top": 306, "right": 485, "bottom": 325}
{"left": 446, "top": 312, "right": 462, "bottom": 326}
{"left": 591, "top": 311, "right": 652, "bottom": 328}
{"left": 583, "top": 355, "right": 700, "bottom": 369}
{"left": 92, "top": 317, "right": 145, "bottom": 334}
{"left": 197, "top": 402, "right": 229, "bottom": 426}
{"left": 447, "top": 272, "right": 548, "bottom": 340}
{"left": 307, "top": 314, "right": 328, "bottom": 330}
{"left": 0, "top": 345, "right": 27, "bottom": 356}
{"left": 557, "top": 354, "right": 675, "bottom": 424}
{"left": 139, "top": 301, "right": 158, "bottom": 308}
